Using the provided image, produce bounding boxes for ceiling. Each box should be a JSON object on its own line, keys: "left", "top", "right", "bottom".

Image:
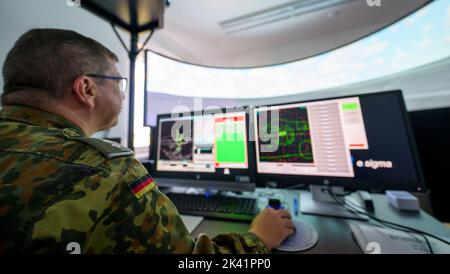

{"left": 82, "top": 0, "right": 165, "bottom": 32}
{"left": 147, "top": 0, "right": 430, "bottom": 68}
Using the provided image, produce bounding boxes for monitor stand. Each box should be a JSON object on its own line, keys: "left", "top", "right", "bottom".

{"left": 300, "top": 185, "right": 368, "bottom": 221}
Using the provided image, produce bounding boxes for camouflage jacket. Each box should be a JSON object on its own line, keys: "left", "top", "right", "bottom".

{"left": 0, "top": 105, "right": 269, "bottom": 254}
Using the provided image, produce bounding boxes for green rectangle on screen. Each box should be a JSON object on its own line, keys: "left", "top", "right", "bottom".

{"left": 341, "top": 102, "right": 359, "bottom": 111}
{"left": 216, "top": 132, "right": 246, "bottom": 163}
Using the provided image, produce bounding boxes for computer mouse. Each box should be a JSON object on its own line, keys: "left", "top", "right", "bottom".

{"left": 268, "top": 198, "right": 282, "bottom": 209}
{"left": 276, "top": 219, "right": 319, "bottom": 252}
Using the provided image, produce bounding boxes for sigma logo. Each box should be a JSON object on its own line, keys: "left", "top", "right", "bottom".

{"left": 356, "top": 159, "right": 393, "bottom": 170}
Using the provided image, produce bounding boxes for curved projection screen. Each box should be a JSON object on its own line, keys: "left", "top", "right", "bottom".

{"left": 148, "top": 0, "right": 429, "bottom": 68}
{"left": 146, "top": 0, "right": 450, "bottom": 99}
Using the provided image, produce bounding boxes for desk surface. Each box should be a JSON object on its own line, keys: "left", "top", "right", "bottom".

{"left": 189, "top": 189, "right": 450, "bottom": 254}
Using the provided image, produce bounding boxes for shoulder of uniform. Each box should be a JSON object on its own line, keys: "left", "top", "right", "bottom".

{"left": 96, "top": 154, "right": 157, "bottom": 200}
{"left": 63, "top": 128, "right": 133, "bottom": 159}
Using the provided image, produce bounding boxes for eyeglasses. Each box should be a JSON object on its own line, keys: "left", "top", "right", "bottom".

{"left": 86, "top": 74, "right": 128, "bottom": 93}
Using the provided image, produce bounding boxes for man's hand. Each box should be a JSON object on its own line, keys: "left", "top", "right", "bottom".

{"left": 248, "top": 208, "right": 296, "bottom": 250}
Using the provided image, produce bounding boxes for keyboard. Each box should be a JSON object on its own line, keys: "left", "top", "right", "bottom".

{"left": 166, "top": 192, "right": 258, "bottom": 222}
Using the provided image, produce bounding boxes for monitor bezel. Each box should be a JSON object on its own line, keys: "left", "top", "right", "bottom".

{"left": 253, "top": 90, "right": 427, "bottom": 193}
{"left": 153, "top": 106, "right": 256, "bottom": 184}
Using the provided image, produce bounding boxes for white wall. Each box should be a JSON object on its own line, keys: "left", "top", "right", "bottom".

{"left": 0, "top": 0, "right": 131, "bottom": 145}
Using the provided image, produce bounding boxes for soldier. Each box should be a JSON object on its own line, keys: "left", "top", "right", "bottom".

{"left": 0, "top": 28, "right": 295, "bottom": 253}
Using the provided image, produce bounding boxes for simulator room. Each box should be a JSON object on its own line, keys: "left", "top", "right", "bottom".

{"left": 0, "top": 0, "right": 449, "bottom": 256}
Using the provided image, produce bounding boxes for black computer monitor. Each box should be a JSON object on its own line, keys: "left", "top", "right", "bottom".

{"left": 152, "top": 107, "right": 256, "bottom": 192}
{"left": 253, "top": 90, "right": 426, "bottom": 193}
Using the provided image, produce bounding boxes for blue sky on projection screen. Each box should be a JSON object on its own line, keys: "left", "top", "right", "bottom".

{"left": 146, "top": 0, "right": 450, "bottom": 99}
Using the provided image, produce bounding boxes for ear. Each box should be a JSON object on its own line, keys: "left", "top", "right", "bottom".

{"left": 72, "top": 75, "right": 97, "bottom": 109}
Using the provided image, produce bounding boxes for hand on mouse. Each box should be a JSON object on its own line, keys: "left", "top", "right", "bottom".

{"left": 248, "top": 208, "right": 296, "bottom": 250}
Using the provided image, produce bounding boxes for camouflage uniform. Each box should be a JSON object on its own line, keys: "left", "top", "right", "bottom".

{"left": 0, "top": 105, "right": 269, "bottom": 254}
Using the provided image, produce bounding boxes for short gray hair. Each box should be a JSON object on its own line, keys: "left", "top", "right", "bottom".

{"left": 2, "top": 28, "right": 118, "bottom": 105}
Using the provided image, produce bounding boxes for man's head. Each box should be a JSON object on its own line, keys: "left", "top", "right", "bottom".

{"left": 2, "top": 28, "right": 125, "bottom": 135}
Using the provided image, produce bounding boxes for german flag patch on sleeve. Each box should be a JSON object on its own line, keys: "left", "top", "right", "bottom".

{"left": 128, "top": 175, "right": 156, "bottom": 199}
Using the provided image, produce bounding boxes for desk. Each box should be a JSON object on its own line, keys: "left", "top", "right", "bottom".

{"left": 190, "top": 189, "right": 450, "bottom": 253}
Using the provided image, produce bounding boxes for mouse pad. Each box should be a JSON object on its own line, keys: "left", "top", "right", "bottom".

{"left": 276, "top": 219, "right": 319, "bottom": 252}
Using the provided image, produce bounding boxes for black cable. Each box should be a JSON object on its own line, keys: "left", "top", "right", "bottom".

{"left": 332, "top": 191, "right": 353, "bottom": 197}
{"left": 333, "top": 192, "right": 434, "bottom": 254}
{"left": 327, "top": 190, "right": 450, "bottom": 253}
{"left": 343, "top": 194, "right": 444, "bottom": 254}
{"left": 285, "top": 183, "right": 306, "bottom": 190}
{"left": 336, "top": 192, "right": 436, "bottom": 254}
{"left": 345, "top": 198, "right": 427, "bottom": 243}
{"left": 342, "top": 195, "right": 434, "bottom": 254}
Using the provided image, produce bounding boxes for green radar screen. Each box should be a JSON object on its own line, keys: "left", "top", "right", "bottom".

{"left": 257, "top": 107, "right": 313, "bottom": 163}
